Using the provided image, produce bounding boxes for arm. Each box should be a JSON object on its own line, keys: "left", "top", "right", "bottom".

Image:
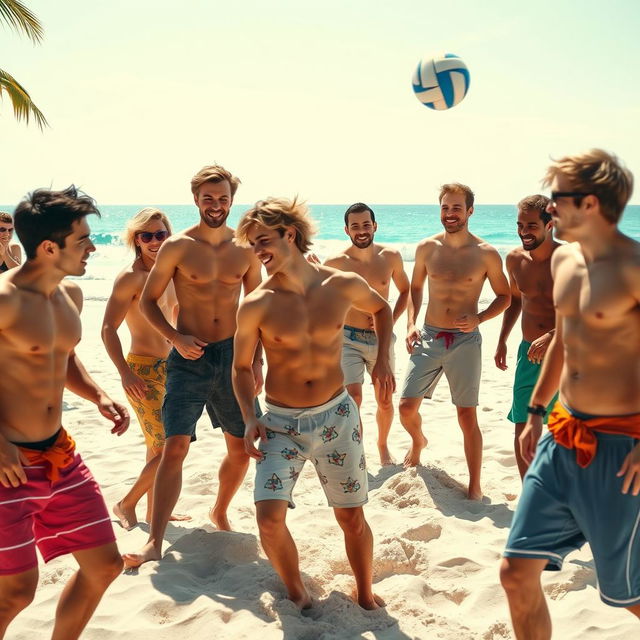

{"left": 242, "top": 252, "right": 264, "bottom": 393}
{"left": 232, "top": 296, "right": 266, "bottom": 459}
{"left": 495, "top": 254, "right": 522, "bottom": 370}
{"left": 389, "top": 251, "right": 410, "bottom": 324}
{"left": 101, "top": 271, "right": 148, "bottom": 400}
{"left": 406, "top": 242, "right": 429, "bottom": 352}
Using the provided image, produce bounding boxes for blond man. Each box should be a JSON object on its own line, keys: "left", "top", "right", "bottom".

{"left": 123, "top": 165, "right": 262, "bottom": 568}
{"left": 233, "top": 197, "right": 394, "bottom": 610}
{"left": 501, "top": 150, "right": 640, "bottom": 638}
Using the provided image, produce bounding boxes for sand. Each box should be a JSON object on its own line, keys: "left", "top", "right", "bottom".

{"left": 8, "top": 294, "right": 637, "bottom": 640}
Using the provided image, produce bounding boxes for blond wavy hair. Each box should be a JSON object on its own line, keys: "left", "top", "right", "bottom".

{"left": 124, "top": 207, "right": 172, "bottom": 256}
{"left": 439, "top": 183, "right": 475, "bottom": 209}
{"left": 190, "top": 164, "right": 241, "bottom": 197}
{"left": 236, "top": 197, "right": 316, "bottom": 254}
{"left": 542, "top": 149, "right": 634, "bottom": 223}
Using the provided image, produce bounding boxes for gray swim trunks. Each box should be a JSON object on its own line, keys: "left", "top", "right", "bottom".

{"left": 341, "top": 325, "right": 396, "bottom": 386}
{"left": 401, "top": 324, "right": 482, "bottom": 407}
{"left": 254, "top": 390, "right": 368, "bottom": 509}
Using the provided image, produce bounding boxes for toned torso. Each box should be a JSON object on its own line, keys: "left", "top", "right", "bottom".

{"left": 554, "top": 240, "right": 640, "bottom": 415}
{"left": 0, "top": 275, "right": 81, "bottom": 442}
{"left": 507, "top": 247, "right": 557, "bottom": 342}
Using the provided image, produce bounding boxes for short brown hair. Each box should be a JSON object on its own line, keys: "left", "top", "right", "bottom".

{"left": 190, "top": 164, "right": 241, "bottom": 197}
{"left": 0, "top": 212, "right": 12, "bottom": 224}
{"left": 236, "top": 197, "right": 316, "bottom": 254}
{"left": 439, "top": 183, "right": 474, "bottom": 209}
{"left": 542, "top": 149, "right": 634, "bottom": 224}
{"left": 124, "top": 207, "right": 172, "bottom": 256}
{"left": 517, "top": 194, "right": 551, "bottom": 225}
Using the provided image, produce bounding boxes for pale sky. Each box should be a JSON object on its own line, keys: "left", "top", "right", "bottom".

{"left": 1, "top": 0, "right": 639, "bottom": 204}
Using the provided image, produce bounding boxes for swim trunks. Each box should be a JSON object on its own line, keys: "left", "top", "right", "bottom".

{"left": 504, "top": 405, "right": 640, "bottom": 607}
{"left": 401, "top": 324, "right": 482, "bottom": 407}
{"left": 163, "top": 337, "right": 257, "bottom": 440}
{"left": 507, "top": 340, "right": 558, "bottom": 424}
{"left": 0, "top": 451, "right": 115, "bottom": 575}
{"left": 341, "top": 325, "right": 396, "bottom": 386}
{"left": 125, "top": 354, "right": 167, "bottom": 450}
{"left": 254, "top": 390, "right": 368, "bottom": 509}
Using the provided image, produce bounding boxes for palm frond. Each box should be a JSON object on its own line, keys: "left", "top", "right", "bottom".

{"left": 0, "top": 67, "right": 48, "bottom": 129}
{"left": 0, "top": 0, "right": 43, "bottom": 43}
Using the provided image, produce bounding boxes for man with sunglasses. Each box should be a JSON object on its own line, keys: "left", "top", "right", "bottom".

{"left": 102, "top": 208, "right": 186, "bottom": 531}
{"left": 0, "top": 212, "right": 21, "bottom": 272}
{"left": 123, "top": 165, "right": 262, "bottom": 568}
{"left": 501, "top": 150, "right": 640, "bottom": 637}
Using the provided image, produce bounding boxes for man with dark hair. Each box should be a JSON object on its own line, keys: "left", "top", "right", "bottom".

{"left": 494, "top": 195, "right": 560, "bottom": 479}
{"left": 0, "top": 186, "right": 129, "bottom": 640}
{"left": 326, "top": 202, "right": 409, "bottom": 465}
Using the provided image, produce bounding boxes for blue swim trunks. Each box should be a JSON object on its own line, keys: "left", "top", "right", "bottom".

{"left": 504, "top": 414, "right": 640, "bottom": 607}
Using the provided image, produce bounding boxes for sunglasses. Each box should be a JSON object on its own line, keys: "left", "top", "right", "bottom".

{"left": 136, "top": 230, "right": 169, "bottom": 243}
{"left": 0, "top": 227, "right": 14, "bottom": 233}
{"left": 550, "top": 191, "right": 592, "bottom": 206}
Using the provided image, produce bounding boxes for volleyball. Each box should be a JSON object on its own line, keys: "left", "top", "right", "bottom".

{"left": 412, "top": 53, "right": 470, "bottom": 110}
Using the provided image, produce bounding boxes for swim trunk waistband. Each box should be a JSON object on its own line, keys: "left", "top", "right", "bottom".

{"left": 126, "top": 353, "right": 167, "bottom": 366}
{"left": 14, "top": 427, "right": 77, "bottom": 482}
{"left": 344, "top": 325, "right": 377, "bottom": 344}
{"left": 203, "top": 337, "right": 234, "bottom": 350}
{"left": 265, "top": 389, "right": 349, "bottom": 418}
{"left": 12, "top": 428, "right": 62, "bottom": 451}
{"left": 423, "top": 324, "right": 478, "bottom": 334}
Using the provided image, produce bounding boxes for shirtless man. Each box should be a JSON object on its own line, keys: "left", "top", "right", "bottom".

{"left": 233, "top": 197, "right": 394, "bottom": 610}
{"left": 325, "top": 203, "right": 409, "bottom": 465}
{"left": 102, "top": 208, "right": 187, "bottom": 529}
{"left": 400, "top": 183, "right": 510, "bottom": 499}
{"left": 123, "top": 165, "right": 262, "bottom": 568}
{"left": 501, "top": 150, "right": 640, "bottom": 638}
{"left": 0, "top": 187, "right": 129, "bottom": 640}
{"left": 0, "top": 212, "right": 21, "bottom": 272}
{"left": 495, "top": 195, "right": 560, "bottom": 479}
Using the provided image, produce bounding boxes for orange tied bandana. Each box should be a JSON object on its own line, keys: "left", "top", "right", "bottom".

{"left": 19, "top": 428, "right": 76, "bottom": 483}
{"left": 548, "top": 402, "right": 640, "bottom": 468}
{"left": 435, "top": 331, "right": 456, "bottom": 349}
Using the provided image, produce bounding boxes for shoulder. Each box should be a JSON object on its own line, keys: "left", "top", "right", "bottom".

{"left": 378, "top": 244, "right": 402, "bottom": 262}
{"left": 60, "top": 280, "right": 83, "bottom": 312}
{"left": 113, "top": 264, "right": 146, "bottom": 293}
{"left": 416, "top": 235, "right": 441, "bottom": 257}
{"left": 475, "top": 238, "right": 502, "bottom": 262}
{"left": 0, "top": 277, "right": 20, "bottom": 329}
{"left": 324, "top": 252, "right": 349, "bottom": 269}
{"left": 505, "top": 247, "right": 525, "bottom": 268}
{"left": 238, "top": 284, "right": 274, "bottom": 316}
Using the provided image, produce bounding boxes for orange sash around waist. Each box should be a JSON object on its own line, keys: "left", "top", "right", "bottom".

{"left": 547, "top": 402, "right": 640, "bottom": 468}
{"left": 18, "top": 428, "right": 76, "bottom": 482}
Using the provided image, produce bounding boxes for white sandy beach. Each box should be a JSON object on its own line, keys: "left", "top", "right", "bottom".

{"left": 8, "top": 289, "right": 637, "bottom": 640}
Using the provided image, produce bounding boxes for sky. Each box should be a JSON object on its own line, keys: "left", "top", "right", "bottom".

{"left": 1, "top": 0, "right": 639, "bottom": 205}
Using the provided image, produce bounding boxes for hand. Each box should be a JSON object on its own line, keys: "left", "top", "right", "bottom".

{"left": 454, "top": 314, "right": 480, "bottom": 333}
{"left": 172, "top": 334, "right": 207, "bottom": 360}
{"left": 120, "top": 369, "right": 148, "bottom": 401}
{"left": 519, "top": 415, "right": 543, "bottom": 465}
{"left": 617, "top": 443, "right": 640, "bottom": 495}
{"left": 0, "top": 436, "right": 28, "bottom": 488}
{"left": 495, "top": 341, "right": 508, "bottom": 371}
{"left": 252, "top": 359, "right": 264, "bottom": 396}
{"left": 98, "top": 395, "right": 130, "bottom": 436}
{"left": 305, "top": 252, "right": 321, "bottom": 265}
{"left": 244, "top": 418, "right": 268, "bottom": 460}
{"left": 527, "top": 332, "right": 553, "bottom": 364}
{"left": 371, "top": 357, "right": 396, "bottom": 404}
{"left": 405, "top": 325, "right": 421, "bottom": 353}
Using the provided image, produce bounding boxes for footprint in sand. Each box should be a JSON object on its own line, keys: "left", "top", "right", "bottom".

{"left": 401, "top": 522, "right": 442, "bottom": 543}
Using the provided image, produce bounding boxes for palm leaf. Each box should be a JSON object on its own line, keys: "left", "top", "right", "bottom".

{"left": 0, "top": 67, "right": 48, "bottom": 128}
{"left": 0, "top": 0, "right": 43, "bottom": 43}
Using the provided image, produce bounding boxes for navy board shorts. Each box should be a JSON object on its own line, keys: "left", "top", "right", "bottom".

{"left": 504, "top": 422, "right": 640, "bottom": 607}
{"left": 162, "top": 337, "right": 259, "bottom": 440}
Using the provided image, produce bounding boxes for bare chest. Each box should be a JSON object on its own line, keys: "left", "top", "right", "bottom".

{"left": 175, "top": 244, "right": 248, "bottom": 289}
{"left": 513, "top": 259, "right": 553, "bottom": 301}
{"left": 344, "top": 258, "right": 392, "bottom": 295}
{"left": 427, "top": 247, "right": 485, "bottom": 284}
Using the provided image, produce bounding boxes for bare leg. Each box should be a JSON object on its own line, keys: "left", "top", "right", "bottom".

{"left": 334, "top": 507, "right": 384, "bottom": 610}
{"left": 0, "top": 568, "right": 38, "bottom": 639}
{"left": 345, "top": 383, "right": 363, "bottom": 409}
{"left": 399, "top": 397, "right": 428, "bottom": 467}
{"left": 514, "top": 423, "right": 529, "bottom": 480}
{"left": 373, "top": 382, "right": 394, "bottom": 465}
{"left": 456, "top": 406, "right": 483, "bottom": 499}
{"left": 51, "top": 542, "right": 122, "bottom": 640}
{"left": 122, "top": 435, "right": 190, "bottom": 568}
{"left": 256, "top": 500, "right": 311, "bottom": 609}
{"left": 209, "top": 432, "right": 250, "bottom": 531}
{"left": 500, "top": 557, "right": 550, "bottom": 640}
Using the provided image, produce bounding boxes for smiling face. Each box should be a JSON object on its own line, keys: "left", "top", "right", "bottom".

{"left": 194, "top": 180, "right": 232, "bottom": 228}
{"left": 54, "top": 217, "right": 95, "bottom": 276}
{"left": 517, "top": 208, "right": 551, "bottom": 251}
{"left": 440, "top": 191, "right": 472, "bottom": 233}
{"left": 247, "top": 224, "right": 294, "bottom": 276}
{"left": 345, "top": 210, "right": 377, "bottom": 249}
{"left": 134, "top": 218, "right": 170, "bottom": 262}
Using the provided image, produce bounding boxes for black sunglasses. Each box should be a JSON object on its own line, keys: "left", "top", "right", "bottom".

{"left": 0, "top": 227, "right": 14, "bottom": 233}
{"left": 550, "top": 191, "right": 592, "bottom": 205}
{"left": 136, "top": 230, "right": 169, "bottom": 243}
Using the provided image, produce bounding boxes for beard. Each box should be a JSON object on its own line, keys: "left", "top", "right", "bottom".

{"left": 200, "top": 209, "right": 229, "bottom": 229}
{"left": 351, "top": 235, "right": 373, "bottom": 249}
{"left": 519, "top": 235, "right": 545, "bottom": 251}
{"left": 442, "top": 221, "right": 465, "bottom": 234}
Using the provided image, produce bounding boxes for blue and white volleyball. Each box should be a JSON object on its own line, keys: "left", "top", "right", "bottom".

{"left": 412, "top": 53, "right": 470, "bottom": 110}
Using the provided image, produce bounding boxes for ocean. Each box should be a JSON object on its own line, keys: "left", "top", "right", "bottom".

{"left": 2, "top": 203, "right": 639, "bottom": 302}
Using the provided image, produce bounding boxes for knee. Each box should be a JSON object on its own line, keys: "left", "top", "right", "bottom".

{"left": 456, "top": 407, "right": 478, "bottom": 428}
{"left": 334, "top": 508, "right": 366, "bottom": 536}
{"left": 377, "top": 397, "right": 393, "bottom": 412}
{"left": 161, "top": 437, "right": 190, "bottom": 464}
{"left": 0, "top": 576, "right": 37, "bottom": 618}
{"left": 398, "top": 399, "right": 417, "bottom": 420}
{"left": 92, "top": 554, "right": 124, "bottom": 588}
{"left": 499, "top": 558, "right": 533, "bottom": 597}
{"left": 257, "top": 507, "right": 286, "bottom": 539}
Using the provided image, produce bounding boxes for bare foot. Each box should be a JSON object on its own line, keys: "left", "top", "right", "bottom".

{"left": 209, "top": 506, "right": 232, "bottom": 531}
{"left": 122, "top": 542, "right": 161, "bottom": 569}
{"left": 467, "top": 487, "right": 483, "bottom": 501}
{"left": 113, "top": 501, "right": 137, "bottom": 531}
{"left": 352, "top": 589, "right": 386, "bottom": 610}
{"left": 378, "top": 445, "right": 395, "bottom": 466}
{"left": 403, "top": 435, "right": 428, "bottom": 468}
{"left": 169, "top": 513, "right": 192, "bottom": 522}
{"left": 289, "top": 587, "right": 312, "bottom": 610}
